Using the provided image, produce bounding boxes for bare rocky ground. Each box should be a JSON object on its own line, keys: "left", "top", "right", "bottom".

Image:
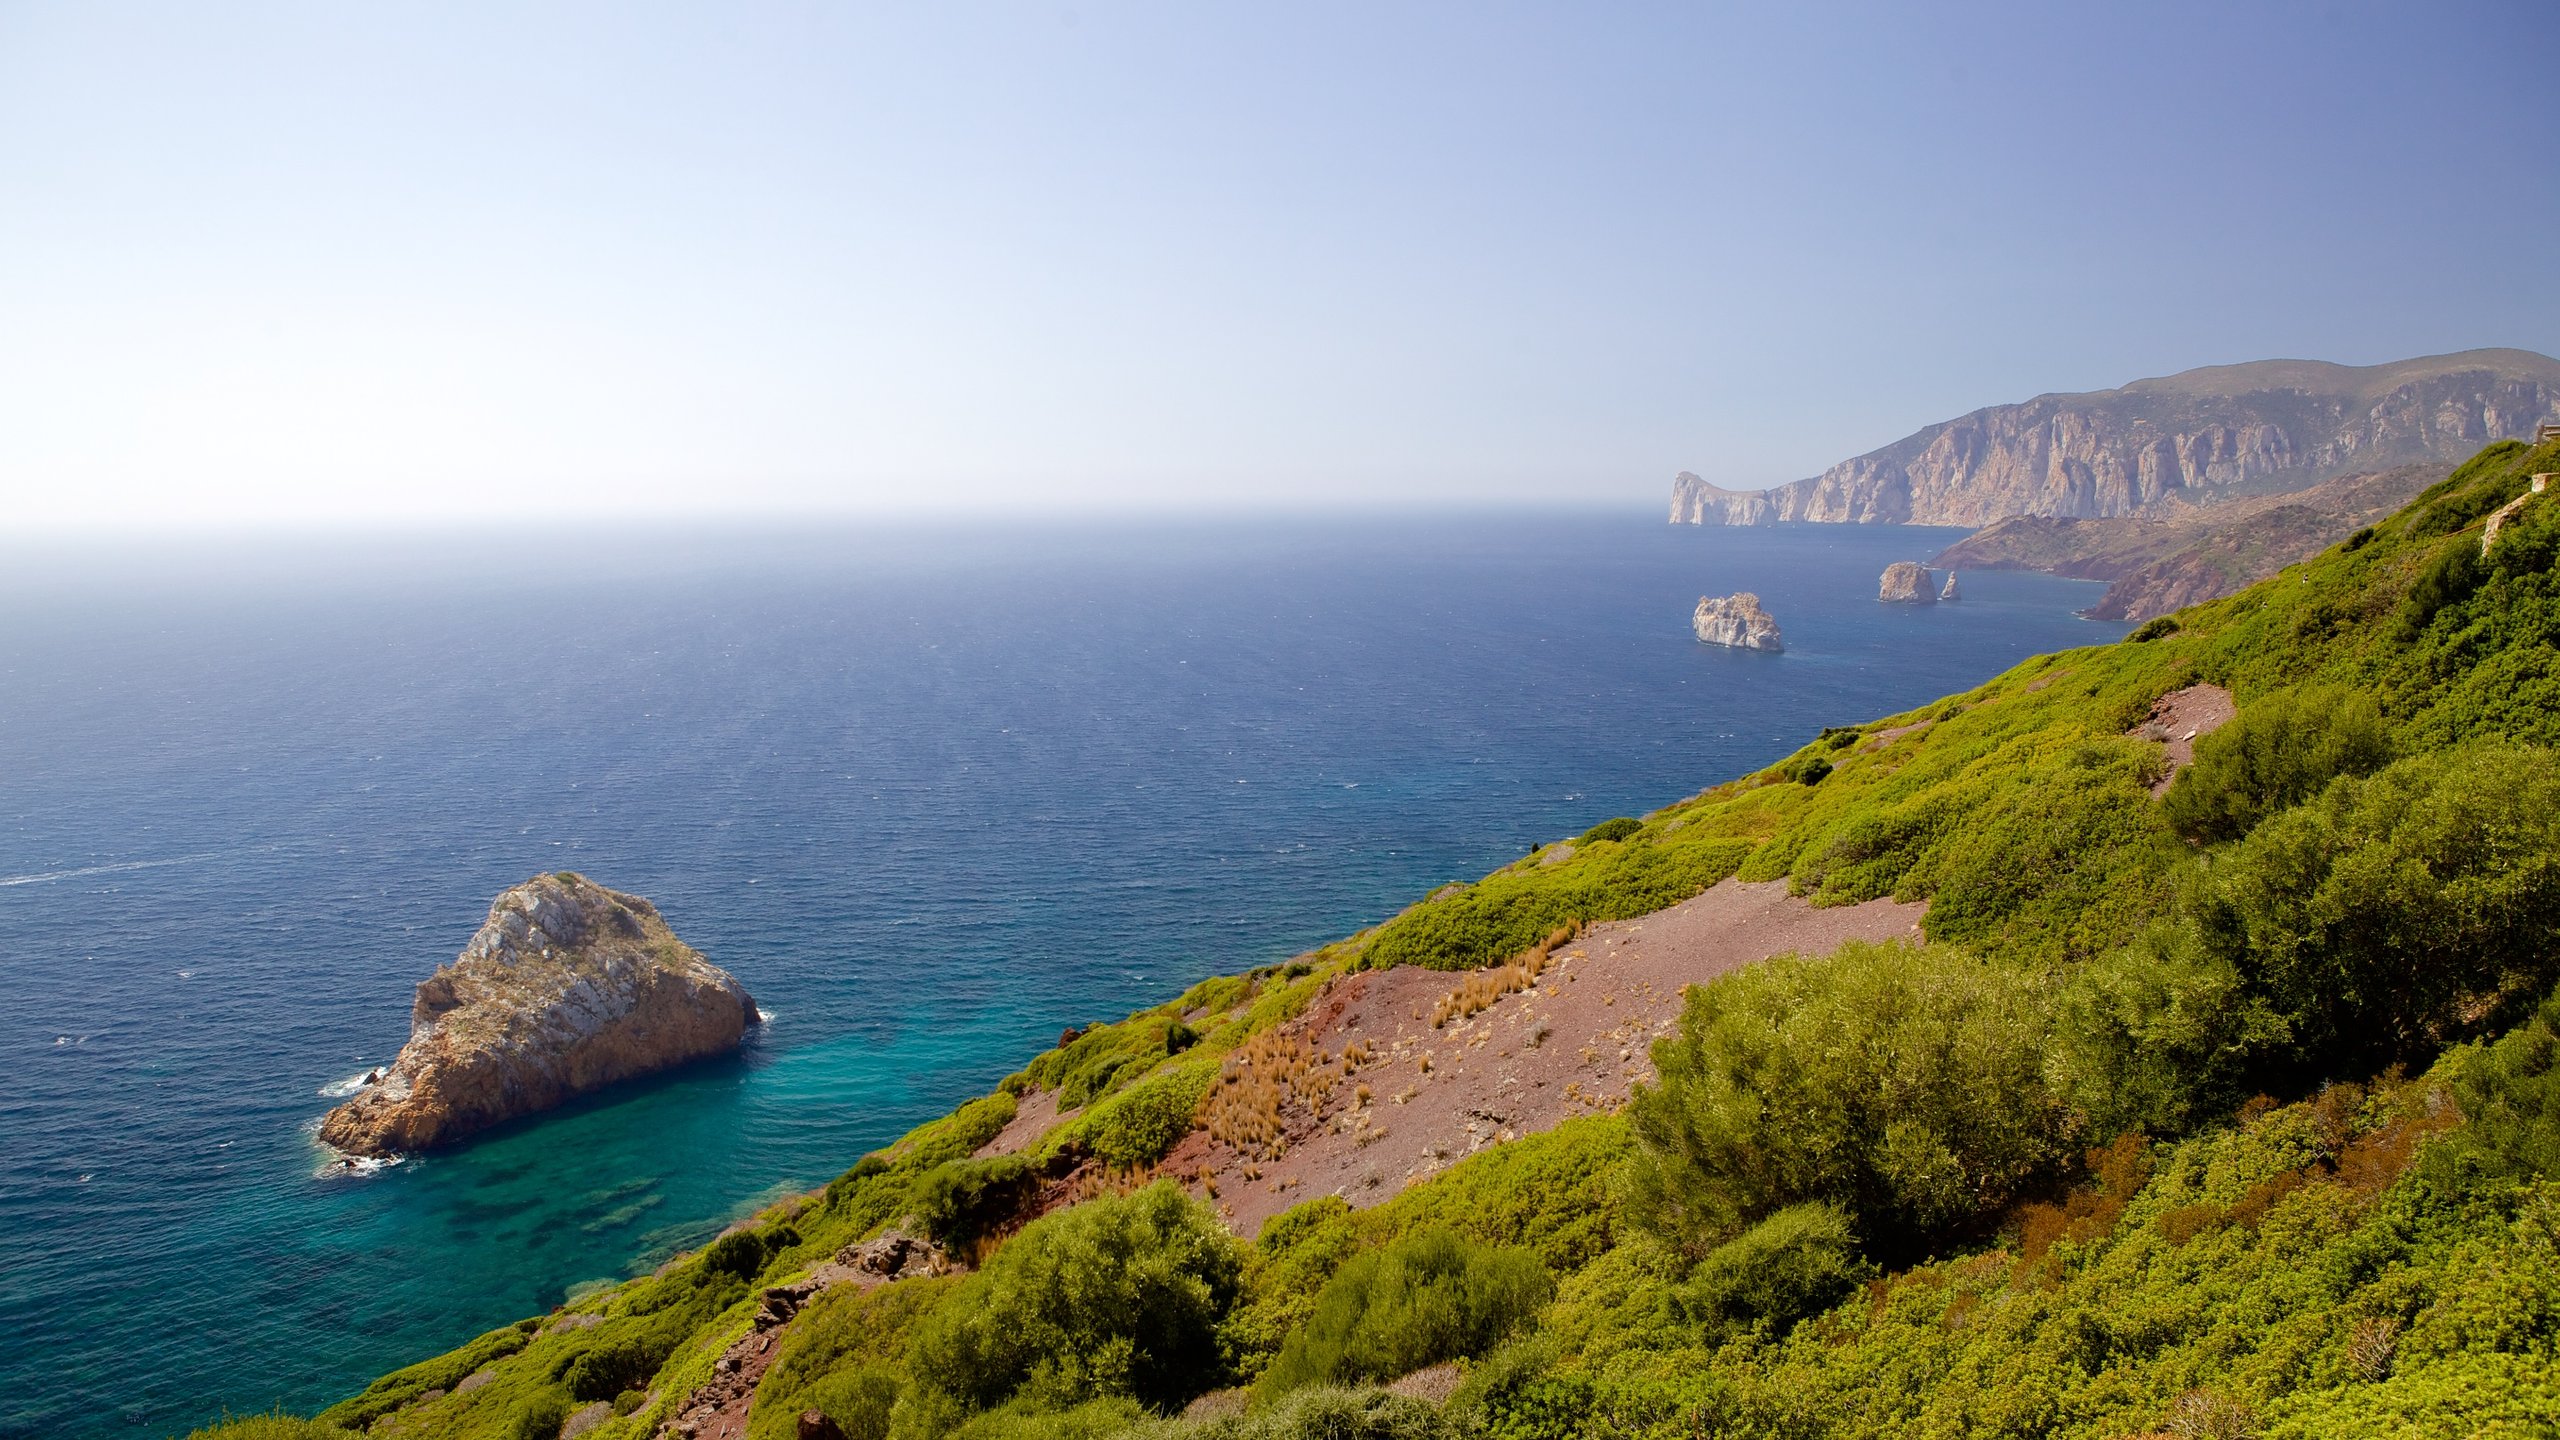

{"left": 2130, "top": 683, "right": 2237, "bottom": 794}
{"left": 668, "top": 881, "right": 1930, "bottom": 1432}
{"left": 1146, "top": 878, "right": 1927, "bottom": 1235}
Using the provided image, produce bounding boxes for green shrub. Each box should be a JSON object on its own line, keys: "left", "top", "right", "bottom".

{"left": 912, "top": 1157, "right": 1039, "bottom": 1250}
{"left": 798, "top": 1363, "right": 901, "bottom": 1440}
{"left": 1080, "top": 1065, "right": 1211, "bottom": 1170}
{"left": 703, "top": 1228, "right": 769, "bottom": 1280}
{"left": 1579, "top": 817, "right": 1642, "bottom": 845}
{"left": 908, "top": 1181, "right": 1245, "bottom": 1414}
{"left": 1259, "top": 1230, "right": 1552, "bottom": 1395}
{"left": 1629, "top": 939, "right": 2076, "bottom": 1261}
{"left": 2196, "top": 741, "right": 2560, "bottom": 1079}
{"left": 1796, "top": 756, "right": 1833, "bottom": 785}
{"left": 2425, "top": 983, "right": 2560, "bottom": 1195}
{"left": 506, "top": 1390, "right": 569, "bottom": 1440}
{"left": 561, "top": 1333, "right": 662, "bottom": 1403}
{"left": 1231, "top": 1387, "right": 1458, "bottom": 1440}
{"left": 180, "top": 1416, "right": 350, "bottom": 1440}
{"left": 1680, "top": 1201, "right": 1872, "bottom": 1340}
{"left": 2400, "top": 536, "right": 2487, "bottom": 635}
{"left": 748, "top": 1275, "right": 955, "bottom": 1440}
{"left": 1364, "top": 833, "right": 1753, "bottom": 971}
{"left": 2160, "top": 684, "right": 2392, "bottom": 844}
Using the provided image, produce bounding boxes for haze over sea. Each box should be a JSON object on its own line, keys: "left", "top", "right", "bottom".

{"left": 0, "top": 512, "right": 2119, "bottom": 1438}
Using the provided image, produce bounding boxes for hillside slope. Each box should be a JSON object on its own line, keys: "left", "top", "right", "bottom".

{"left": 207, "top": 435, "right": 2560, "bottom": 1440}
{"left": 1670, "top": 348, "right": 2560, "bottom": 526}
{"left": 1928, "top": 462, "right": 2450, "bottom": 620}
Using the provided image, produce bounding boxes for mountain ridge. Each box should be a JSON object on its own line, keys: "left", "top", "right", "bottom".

{"left": 1670, "top": 347, "right": 2560, "bottom": 527}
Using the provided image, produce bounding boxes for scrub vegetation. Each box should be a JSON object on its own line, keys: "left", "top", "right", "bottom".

{"left": 205, "top": 436, "right": 2560, "bottom": 1440}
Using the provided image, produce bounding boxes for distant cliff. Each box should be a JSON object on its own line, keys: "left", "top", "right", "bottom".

{"left": 1671, "top": 349, "right": 2560, "bottom": 527}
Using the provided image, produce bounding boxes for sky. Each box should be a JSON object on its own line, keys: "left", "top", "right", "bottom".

{"left": 2, "top": 2, "right": 2556, "bottom": 529}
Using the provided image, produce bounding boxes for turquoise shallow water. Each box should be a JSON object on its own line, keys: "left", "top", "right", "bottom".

{"left": 0, "top": 513, "right": 2120, "bottom": 1438}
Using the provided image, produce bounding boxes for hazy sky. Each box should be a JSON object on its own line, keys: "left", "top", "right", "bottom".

{"left": 4, "top": 2, "right": 2556, "bottom": 528}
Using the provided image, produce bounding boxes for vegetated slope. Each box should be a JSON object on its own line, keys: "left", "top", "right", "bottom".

{"left": 1928, "top": 462, "right": 2449, "bottom": 620}
{"left": 1668, "top": 348, "right": 2559, "bottom": 526}
{"left": 206, "top": 436, "right": 2560, "bottom": 1440}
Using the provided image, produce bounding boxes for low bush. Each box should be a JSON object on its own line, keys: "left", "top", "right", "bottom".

{"left": 2160, "top": 683, "right": 2392, "bottom": 844}
{"left": 1364, "top": 834, "right": 1753, "bottom": 971}
{"left": 2423, "top": 984, "right": 2560, "bottom": 1196}
{"left": 911, "top": 1156, "right": 1038, "bottom": 1251}
{"left": 1578, "top": 817, "right": 1642, "bottom": 845}
{"left": 1258, "top": 1230, "right": 1552, "bottom": 1395}
{"left": 702, "top": 1228, "right": 772, "bottom": 1280}
{"left": 181, "top": 1416, "right": 351, "bottom": 1440}
{"left": 1079, "top": 1064, "right": 1213, "bottom": 1170}
{"left": 1680, "top": 1202, "right": 1872, "bottom": 1340}
{"left": 1629, "top": 939, "right": 2076, "bottom": 1262}
{"left": 560, "top": 1333, "right": 660, "bottom": 1403}
{"left": 747, "top": 1276, "right": 954, "bottom": 1440}
{"left": 908, "top": 1181, "right": 1244, "bottom": 1414}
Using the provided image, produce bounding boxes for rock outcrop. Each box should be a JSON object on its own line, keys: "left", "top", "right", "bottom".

{"left": 319, "top": 874, "right": 758, "bottom": 1156}
{"left": 1691, "top": 592, "right": 1784, "bottom": 651}
{"left": 1879, "top": 563, "right": 1937, "bottom": 604}
{"left": 1939, "top": 571, "right": 1961, "bottom": 601}
{"left": 1671, "top": 349, "right": 2560, "bottom": 528}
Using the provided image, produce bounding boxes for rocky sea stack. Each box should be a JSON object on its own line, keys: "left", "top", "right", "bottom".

{"left": 318, "top": 874, "right": 757, "bottom": 1157}
{"left": 1692, "top": 592, "right": 1783, "bottom": 651}
{"left": 1879, "top": 562, "right": 1938, "bottom": 604}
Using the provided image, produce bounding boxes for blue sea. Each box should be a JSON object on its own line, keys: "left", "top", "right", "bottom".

{"left": 0, "top": 512, "right": 2119, "bottom": 1438}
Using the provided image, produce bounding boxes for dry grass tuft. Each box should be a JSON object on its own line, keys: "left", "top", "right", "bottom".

{"left": 1431, "top": 922, "right": 1578, "bottom": 1027}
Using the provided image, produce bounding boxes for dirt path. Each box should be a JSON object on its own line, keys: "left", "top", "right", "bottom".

{"left": 974, "top": 1085, "right": 1067, "bottom": 1159}
{"left": 1163, "top": 878, "right": 1927, "bottom": 1236}
{"left": 2130, "top": 683, "right": 2236, "bottom": 794}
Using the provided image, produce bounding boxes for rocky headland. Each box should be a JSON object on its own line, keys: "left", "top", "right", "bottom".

{"left": 1928, "top": 461, "right": 2449, "bottom": 621}
{"left": 1670, "top": 349, "right": 2560, "bottom": 527}
{"left": 1691, "top": 592, "right": 1783, "bottom": 651}
{"left": 1878, "top": 561, "right": 1937, "bottom": 604}
{"left": 318, "top": 873, "right": 758, "bottom": 1157}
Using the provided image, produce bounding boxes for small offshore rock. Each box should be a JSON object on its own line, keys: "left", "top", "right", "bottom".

{"left": 1939, "top": 570, "right": 1962, "bottom": 601}
{"left": 318, "top": 874, "right": 758, "bottom": 1157}
{"left": 1691, "top": 592, "right": 1784, "bottom": 651}
{"left": 1879, "top": 562, "right": 1939, "bottom": 604}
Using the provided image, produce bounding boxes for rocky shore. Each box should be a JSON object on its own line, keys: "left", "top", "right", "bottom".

{"left": 1691, "top": 592, "right": 1783, "bottom": 651}
{"left": 319, "top": 874, "right": 759, "bottom": 1156}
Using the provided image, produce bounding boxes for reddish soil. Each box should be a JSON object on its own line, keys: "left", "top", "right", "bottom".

{"left": 1159, "top": 878, "right": 1926, "bottom": 1236}
{"left": 975, "top": 1085, "right": 1069, "bottom": 1159}
{"left": 2129, "top": 683, "right": 2236, "bottom": 794}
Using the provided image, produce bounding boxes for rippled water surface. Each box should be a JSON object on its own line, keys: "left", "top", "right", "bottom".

{"left": 0, "top": 513, "right": 2120, "bottom": 1437}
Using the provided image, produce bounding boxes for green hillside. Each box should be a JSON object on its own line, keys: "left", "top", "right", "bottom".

{"left": 201, "top": 435, "right": 2560, "bottom": 1440}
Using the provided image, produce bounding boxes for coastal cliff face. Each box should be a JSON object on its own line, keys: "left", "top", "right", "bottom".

{"left": 1879, "top": 562, "right": 1937, "bottom": 604}
{"left": 319, "top": 874, "right": 757, "bottom": 1156}
{"left": 1692, "top": 592, "right": 1783, "bottom": 650}
{"left": 1672, "top": 349, "right": 2560, "bottom": 527}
